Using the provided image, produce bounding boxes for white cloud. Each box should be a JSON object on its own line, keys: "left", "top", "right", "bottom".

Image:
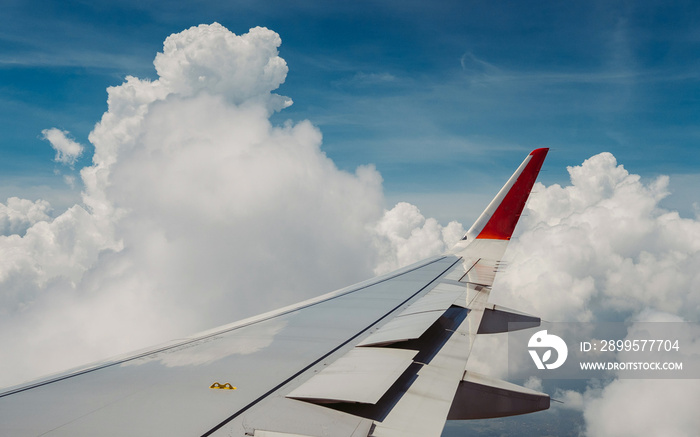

{"left": 0, "top": 197, "right": 51, "bottom": 236}
{"left": 372, "top": 202, "right": 465, "bottom": 275}
{"left": 488, "top": 152, "right": 700, "bottom": 436}
{"left": 0, "top": 23, "right": 436, "bottom": 388}
{"left": 63, "top": 174, "right": 76, "bottom": 188}
{"left": 523, "top": 376, "right": 543, "bottom": 392}
{"left": 553, "top": 388, "right": 585, "bottom": 411}
{"left": 576, "top": 311, "right": 700, "bottom": 436}
{"left": 494, "top": 152, "right": 700, "bottom": 322}
{"left": 154, "top": 23, "right": 292, "bottom": 109}
{"left": 583, "top": 379, "right": 700, "bottom": 436}
{"left": 41, "top": 128, "right": 84, "bottom": 165}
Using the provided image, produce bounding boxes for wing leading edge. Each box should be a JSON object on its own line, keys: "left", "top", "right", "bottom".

{"left": 0, "top": 149, "right": 549, "bottom": 437}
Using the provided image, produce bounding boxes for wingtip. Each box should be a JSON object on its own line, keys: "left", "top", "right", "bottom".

{"left": 472, "top": 147, "right": 549, "bottom": 241}
{"left": 530, "top": 148, "right": 549, "bottom": 158}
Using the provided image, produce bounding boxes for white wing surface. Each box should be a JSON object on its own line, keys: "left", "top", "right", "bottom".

{"left": 0, "top": 149, "right": 549, "bottom": 437}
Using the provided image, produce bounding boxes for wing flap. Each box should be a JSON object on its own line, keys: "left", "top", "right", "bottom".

{"left": 369, "top": 309, "right": 473, "bottom": 437}
{"left": 358, "top": 282, "right": 466, "bottom": 347}
{"left": 477, "top": 304, "right": 541, "bottom": 334}
{"left": 398, "top": 283, "right": 466, "bottom": 315}
{"left": 356, "top": 311, "right": 446, "bottom": 347}
{"left": 286, "top": 348, "right": 417, "bottom": 404}
{"left": 447, "top": 371, "right": 550, "bottom": 420}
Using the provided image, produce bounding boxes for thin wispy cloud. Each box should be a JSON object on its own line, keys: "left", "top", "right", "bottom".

{"left": 0, "top": 51, "right": 148, "bottom": 71}
{"left": 460, "top": 51, "right": 696, "bottom": 86}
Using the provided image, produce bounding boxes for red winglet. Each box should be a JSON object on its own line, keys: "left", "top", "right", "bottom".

{"left": 476, "top": 148, "right": 549, "bottom": 240}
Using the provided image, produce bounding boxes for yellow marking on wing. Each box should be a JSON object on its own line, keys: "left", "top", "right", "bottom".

{"left": 210, "top": 382, "right": 237, "bottom": 390}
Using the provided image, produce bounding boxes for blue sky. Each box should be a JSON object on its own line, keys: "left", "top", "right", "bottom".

{"left": 2, "top": 2, "right": 700, "bottom": 435}
{"left": 3, "top": 0, "right": 700, "bottom": 223}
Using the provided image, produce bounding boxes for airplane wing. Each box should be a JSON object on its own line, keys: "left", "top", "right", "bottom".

{"left": 0, "top": 148, "right": 549, "bottom": 437}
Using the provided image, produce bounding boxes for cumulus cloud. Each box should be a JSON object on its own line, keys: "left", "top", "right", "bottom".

{"left": 583, "top": 378, "right": 700, "bottom": 436}
{"left": 154, "top": 24, "right": 291, "bottom": 109}
{"left": 0, "top": 197, "right": 51, "bottom": 236}
{"left": 495, "top": 152, "right": 700, "bottom": 322}
{"left": 41, "top": 128, "right": 84, "bottom": 165}
{"left": 486, "top": 153, "right": 700, "bottom": 436}
{"left": 0, "top": 23, "right": 453, "bottom": 388}
{"left": 572, "top": 310, "right": 700, "bottom": 436}
{"left": 372, "top": 202, "right": 465, "bottom": 274}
